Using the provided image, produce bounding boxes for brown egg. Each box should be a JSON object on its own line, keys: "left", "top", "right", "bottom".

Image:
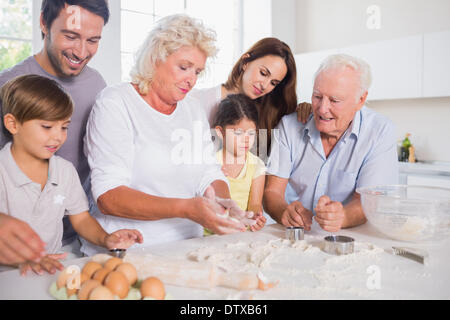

{"left": 104, "top": 271, "right": 129, "bottom": 299}
{"left": 82, "top": 261, "right": 102, "bottom": 279}
{"left": 104, "top": 257, "right": 123, "bottom": 271}
{"left": 78, "top": 279, "right": 101, "bottom": 300}
{"left": 116, "top": 263, "right": 138, "bottom": 286}
{"left": 80, "top": 272, "right": 89, "bottom": 285}
{"left": 89, "top": 285, "right": 115, "bottom": 300}
{"left": 92, "top": 268, "right": 111, "bottom": 284}
{"left": 140, "top": 277, "right": 165, "bottom": 300}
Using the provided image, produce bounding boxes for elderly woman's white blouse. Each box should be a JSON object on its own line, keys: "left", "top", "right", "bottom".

{"left": 81, "top": 82, "right": 227, "bottom": 255}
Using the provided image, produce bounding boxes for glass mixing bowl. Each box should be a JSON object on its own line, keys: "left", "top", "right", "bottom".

{"left": 356, "top": 185, "right": 450, "bottom": 242}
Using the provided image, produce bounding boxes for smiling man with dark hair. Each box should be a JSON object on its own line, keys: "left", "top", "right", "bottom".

{"left": 0, "top": 0, "right": 110, "bottom": 267}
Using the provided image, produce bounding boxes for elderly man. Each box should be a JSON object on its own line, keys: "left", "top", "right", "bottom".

{"left": 263, "top": 54, "right": 398, "bottom": 232}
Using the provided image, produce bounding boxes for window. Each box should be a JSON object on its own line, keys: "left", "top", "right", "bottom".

{"left": 120, "top": 0, "right": 242, "bottom": 88}
{"left": 0, "top": 0, "right": 33, "bottom": 71}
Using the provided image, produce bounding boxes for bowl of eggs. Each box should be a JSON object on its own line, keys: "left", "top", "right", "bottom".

{"left": 49, "top": 255, "right": 169, "bottom": 300}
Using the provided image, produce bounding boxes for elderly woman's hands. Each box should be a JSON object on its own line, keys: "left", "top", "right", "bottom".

{"left": 188, "top": 196, "right": 247, "bottom": 234}
{"left": 186, "top": 186, "right": 259, "bottom": 235}
{"left": 204, "top": 186, "right": 258, "bottom": 227}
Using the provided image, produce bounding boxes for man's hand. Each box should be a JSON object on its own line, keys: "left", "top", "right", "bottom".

{"left": 0, "top": 213, "right": 46, "bottom": 266}
{"left": 314, "top": 195, "right": 345, "bottom": 232}
{"left": 279, "top": 201, "right": 313, "bottom": 230}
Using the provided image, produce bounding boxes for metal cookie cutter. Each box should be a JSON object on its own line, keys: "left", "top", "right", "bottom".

{"left": 323, "top": 235, "right": 355, "bottom": 255}
{"left": 109, "top": 248, "right": 127, "bottom": 259}
{"left": 286, "top": 226, "right": 305, "bottom": 241}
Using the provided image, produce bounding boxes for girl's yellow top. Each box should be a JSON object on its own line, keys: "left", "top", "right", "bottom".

{"left": 216, "top": 150, "right": 266, "bottom": 211}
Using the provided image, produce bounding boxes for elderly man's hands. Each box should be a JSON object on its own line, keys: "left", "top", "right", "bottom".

{"left": 314, "top": 195, "right": 345, "bottom": 232}
{"left": 279, "top": 201, "right": 313, "bottom": 231}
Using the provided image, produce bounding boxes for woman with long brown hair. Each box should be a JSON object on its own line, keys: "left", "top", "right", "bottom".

{"left": 190, "top": 37, "right": 310, "bottom": 158}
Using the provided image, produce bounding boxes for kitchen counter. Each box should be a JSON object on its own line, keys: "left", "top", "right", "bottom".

{"left": 0, "top": 222, "right": 449, "bottom": 300}
{"left": 399, "top": 161, "right": 450, "bottom": 177}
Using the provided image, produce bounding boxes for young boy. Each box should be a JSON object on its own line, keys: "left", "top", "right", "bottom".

{"left": 0, "top": 75, "right": 143, "bottom": 275}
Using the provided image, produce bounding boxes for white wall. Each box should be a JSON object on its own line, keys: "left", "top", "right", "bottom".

{"left": 88, "top": 0, "right": 121, "bottom": 86}
{"left": 368, "top": 98, "right": 450, "bottom": 162}
{"left": 271, "top": 0, "right": 296, "bottom": 52}
{"left": 242, "top": 0, "right": 272, "bottom": 51}
{"left": 290, "top": 0, "right": 450, "bottom": 162}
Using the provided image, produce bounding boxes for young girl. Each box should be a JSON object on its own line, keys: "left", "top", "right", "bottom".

{"left": 0, "top": 75, "right": 143, "bottom": 275}
{"left": 190, "top": 37, "right": 312, "bottom": 162}
{"left": 213, "top": 94, "right": 267, "bottom": 232}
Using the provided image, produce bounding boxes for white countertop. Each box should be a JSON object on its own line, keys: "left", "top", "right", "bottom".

{"left": 0, "top": 222, "right": 449, "bottom": 300}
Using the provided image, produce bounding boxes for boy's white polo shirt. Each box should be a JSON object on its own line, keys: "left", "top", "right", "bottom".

{"left": 0, "top": 142, "right": 89, "bottom": 254}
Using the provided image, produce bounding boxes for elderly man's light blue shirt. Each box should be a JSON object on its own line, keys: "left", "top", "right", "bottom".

{"left": 266, "top": 106, "right": 399, "bottom": 212}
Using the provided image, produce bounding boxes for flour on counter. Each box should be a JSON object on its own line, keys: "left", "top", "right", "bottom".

{"left": 185, "top": 235, "right": 391, "bottom": 299}
{"left": 324, "top": 242, "right": 384, "bottom": 265}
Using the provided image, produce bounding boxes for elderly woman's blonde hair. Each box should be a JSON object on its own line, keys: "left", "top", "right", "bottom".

{"left": 314, "top": 54, "right": 372, "bottom": 100}
{"left": 130, "top": 14, "right": 217, "bottom": 95}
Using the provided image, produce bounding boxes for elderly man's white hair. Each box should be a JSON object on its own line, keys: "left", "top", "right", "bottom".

{"left": 314, "top": 54, "right": 372, "bottom": 99}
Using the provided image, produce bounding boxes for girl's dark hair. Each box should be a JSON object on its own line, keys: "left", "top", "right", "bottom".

{"left": 223, "top": 37, "right": 298, "bottom": 151}
{"left": 1, "top": 75, "right": 74, "bottom": 138}
{"left": 213, "top": 94, "right": 258, "bottom": 128}
{"left": 41, "top": 0, "right": 110, "bottom": 38}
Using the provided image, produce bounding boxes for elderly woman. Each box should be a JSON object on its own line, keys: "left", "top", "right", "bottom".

{"left": 264, "top": 54, "right": 399, "bottom": 233}
{"left": 81, "top": 15, "right": 249, "bottom": 255}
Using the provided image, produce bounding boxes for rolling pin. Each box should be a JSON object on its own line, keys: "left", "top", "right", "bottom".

{"left": 123, "top": 253, "right": 274, "bottom": 290}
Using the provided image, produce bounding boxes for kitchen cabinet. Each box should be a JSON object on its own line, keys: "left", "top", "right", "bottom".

{"left": 339, "top": 36, "right": 423, "bottom": 101}
{"left": 423, "top": 29, "right": 450, "bottom": 98}
{"left": 294, "top": 35, "right": 424, "bottom": 102}
{"left": 399, "top": 161, "right": 450, "bottom": 188}
{"left": 407, "top": 174, "right": 450, "bottom": 189}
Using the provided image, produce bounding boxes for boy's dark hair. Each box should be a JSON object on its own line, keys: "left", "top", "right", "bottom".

{"left": 41, "top": 0, "right": 110, "bottom": 38}
{"left": 213, "top": 94, "right": 259, "bottom": 128}
{"left": 1, "top": 74, "right": 74, "bottom": 138}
